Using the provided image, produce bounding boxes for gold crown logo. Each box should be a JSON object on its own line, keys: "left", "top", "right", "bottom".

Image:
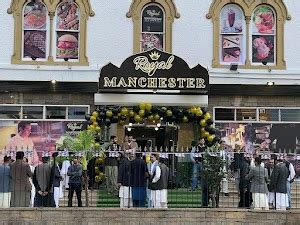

{"left": 149, "top": 51, "right": 161, "bottom": 61}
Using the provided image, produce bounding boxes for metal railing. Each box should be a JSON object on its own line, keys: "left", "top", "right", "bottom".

{"left": 0, "top": 149, "right": 299, "bottom": 210}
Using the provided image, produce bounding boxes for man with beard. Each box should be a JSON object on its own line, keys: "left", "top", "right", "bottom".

{"left": 238, "top": 153, "right": 252, "bottom": 208}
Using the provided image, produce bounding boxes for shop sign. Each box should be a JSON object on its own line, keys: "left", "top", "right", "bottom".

{"left": 99, "top": 48, "right": 209, "bottom": 94}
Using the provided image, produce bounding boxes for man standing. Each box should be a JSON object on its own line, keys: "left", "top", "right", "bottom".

{"left": 131, "top": 152, "right": 148, "bottom": 207}
{"left": 10, "top": 151, "right": 32, "bottom": 207}
{"left": 148, "top": 154, "right": 169, "bottom": 208}
{"left": 105, "top": 135, "right": 121, "bottom": 196}
{"left": 269, "top": 155, "right": 289, "bottom": 210}
{"left": 238, "top": 154, "right": 252, "bottom": 208}
{"left": 51, "top": 152, "right": 63, "bottom": 207}
{"left": 0, "top": 156, "right": 11, "bottom": 208}
{"left": 123, "top": 135, "right": 138, "bottom": 155}
{"left": 190, "top": 138, "right": 205, "bottom": 191}
{"left": 33, "top": 156, "right": 54, "bottom": 207}
{"left": 67, "top": 157, "right": 83, "bottom": 207}
{"left": 285, "top": 156, "right": 295, "bottom": 209}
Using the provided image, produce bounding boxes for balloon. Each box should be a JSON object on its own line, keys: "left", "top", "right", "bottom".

{"left": 104, "top": 118, "right": 111, "bottom": 127}
{"left": 129, "top": 117, "right": 135, "bottom": 124}
{"left": 152, "top": 107, "right": 159, "bottom": 114}
{"left": 133, "top": 106, "right": 140, "bottom": 113}
{"left": 106, "top": 110, "right": 113, "bottom": 118}
{"left": 201, "top": 107, "right": 207, "bottom": 114}
{"left": 139, "top": 102, "right": 146, "bottom": 110}
{"left": 154, "top": 114, "right": 160, "bottom": 121}
{"left": 85, "top": 114, "right": 91, "bottom": 121}
{"left": 134, "top": 115, "right": 142, "bottom": 123}
{"left": 120, "top": 115, "right": 127, "bottom": 121}
{"left": 204, "top": 131, "right": 210, "bottom": 138}
{"left": 204, "top": 112, "right": 211, "bottom": 120}
{"left": 119, "top": 120, "right": 126, "bottom": 126}
{"left": 182, "top": 116, "right": 189, "bottom": 123}
{"left": 90, "top": 116, "right": 96, "bottom": 122}
{"left": 183, "top": 109, "right": 189, "bottom": 116}
{"left": 87, "top": 125, "right": 93, "bottom": 130}
{"left": 112, "top": 107, "right": 119, "bottom": 115}
{"left": 93, "top": 121, "right": 98, "bottom": 127}
{"left": 166, "top": 110, "right": 173, "bottom": 117}
{"left": 145, "top": 111, "right": 152, "bottom": 117}
{"left": 111, "top": 115, "right": 119, "bottom": 123}
{"left": 129, "top": 110, "right": 135, "bottom": 117}
{"left": 207, "top": 135, "right": 215, "bottom": 142}
{"left": 195, "top": 109, "right": 203, "bottom": 117}
{"left": 200, "top": 119, "right": 207, "bottom": 127}
{"left": 206, "top": 119, "right": 214, "bottom": 126}
{"left": 139, "top": 110, "right": 145, "bottom": 117}
{"left": 190, "top": 107, "right": 197, "bottom": 114}
{"left": 148, "top": 115, "right": 154, "bottom": 121}
{"left": 92, "top": 111, "right": 99, "bottom": 118}
{"left": 120, "top": 107, "right": 128, "bottom": 116}
{"left": 99, "top": 111, "right": 106, "bottom": 119}
{"left": 145, "top": 103, "right": 152, "bottom": 111}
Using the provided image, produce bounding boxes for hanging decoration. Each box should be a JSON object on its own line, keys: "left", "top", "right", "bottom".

{"left": 85, "top": 102, "right": 220, "bottom": 146}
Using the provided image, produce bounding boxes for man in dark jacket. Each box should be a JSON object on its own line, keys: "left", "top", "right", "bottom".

{"left": 238, "top": 154, "right": 252, "bottom": 208}
{"left": 51, "top": 152, "right": 63, "bottom": 207}
{"left": 131, "top": 153, "right": 148, "bottom": 207}
{"left": 33, "top": 156, "right": 54, "bottom": 207}
{"left": 269, "top": 156, "right": 289, "bottom": 210}
{"left": 117, "top": 154, "right": 132, "bottom": 208}
{"left": 67, "top": 157, "right": 83, "bottom": 207}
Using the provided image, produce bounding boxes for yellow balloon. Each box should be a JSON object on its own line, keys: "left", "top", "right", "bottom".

{"left": 95, "top": 126, "right": 101, "bottom": 133}
{"left": 134, "top": 115, "right": 141, "bottom": 122}
{"left": 204, "top": 131, "right": 210, "bottom": 138}
{"left": 92, "top": 111, "right": 99, "bottom": 118}
{"left": 90, "top": 116, "right": 96, "bottom": 122}
{"left": 145, "top": 103, "right": 152, "bottom": 111}
{"left": 200, "top": 119, "right": 207, "bottom": 127}
{"left": 148, "top": 115, "right": 154, "bottom": 121}
{"left": 129, "top": 110, "right": 135, "bottom": 117}
{"left": 87, "top": 125, "right": 93, "bottom": 130}
{"left": 182, "top": 116, "right": 189, "bottom": 123}
{"left": 119, "top": 120, "right": 126, "bottom": 126}
{"left": 207, "top": 135, "right": 215, "bottom": 142}
{"left": 190, "top": 107, "right": 197, "bottom": 114}
{"left": 145, "top": 155, "right": 151, "bottom": 163}
{"left": 195, "top": 109, "right": 203, "bottom": 117}
{"left": 139, "top": 102, "right": 146, "bottom": 110}
{"left": 93, "top": 121, "right": 98, "bottom": 126}
{"left": 154, "top": 114, "right": 160, "bottom": 121}
{"left": 166, "top": 110, "right": 172, "bottom": 117}
{"left": 139, "top": 109, "right": 145, "bottom": 117}
{"left": 204, "top": 112, "right": 211, "bottom": 120}
{"left": 106, "top": 110, "right": 113, "bottom": 118}
{"left": 121, "top": 107, "right": 129, "bottom": 116}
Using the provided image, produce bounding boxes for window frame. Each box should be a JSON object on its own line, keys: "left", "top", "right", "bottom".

{"left": 207, "top": 0, "right": 291, "bottom": 70}
{"left": 8, "top": 0, "right": 94, "bottom": 66}
{"left": 127, "top": 0, "right": 180, "bottom": 53}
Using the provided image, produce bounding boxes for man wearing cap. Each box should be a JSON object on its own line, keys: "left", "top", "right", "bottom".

{"left": 0, "top": 156, "right": 11, "bottom": 208}
{"left": 10, "top": 151, "right": 32, "bottom": 207}
{"left": 33, "top": 155, "right": 54, "bottom": 207}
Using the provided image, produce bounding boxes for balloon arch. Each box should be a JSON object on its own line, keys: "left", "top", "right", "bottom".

{"left": 85, "top": 102, "right": 220, "bottom": 147}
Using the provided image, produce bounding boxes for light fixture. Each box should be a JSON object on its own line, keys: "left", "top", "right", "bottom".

{"left": 129, "top": 123, "right": 133, "bottom": 127}
{"left": 157, "top": 123, "right": 161, "bottom": 127}
{"left": 266, "top": 81, "right": 275, "bottom": 86}
{"left": 155, "top": 127, "right": 159, "bottom": 131}
{"left": 51, "top": 79, "right": 57, "bottom": 84}
{"left": 229, "top": 64, "right": 238, "bottom": 71}
{"left": 127, "top": 127, "right": 132, "bottom": 131}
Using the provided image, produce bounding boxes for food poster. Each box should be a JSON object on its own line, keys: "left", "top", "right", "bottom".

{"left": 220, "top": 4, "right": 243, "bottom": 33}
{"left": 141, "top": 33, "right": 163, "bottom": 52}
{"left": 252, "top": 6, "right": 275, "bottom": 34}
{"left": 252, "top": 35, "right": 274, "bottom": 63}
{"left": 56, "top": 32, "right": 79, "bottom": 59}
{"left": 56, "top": 0, "right": 80, "bottom": 31}
{"left": 23, "top": 0, "right": 47, "bottom": 59}
{"left": 0, "top": 121, "right": 85, "bottom": 161}
{"left": 222, "top": 35, "right": 242, "bottom": 62}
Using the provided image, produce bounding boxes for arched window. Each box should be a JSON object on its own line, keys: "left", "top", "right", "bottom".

{"left": 55, "top": 0, "right": 80, "bottom": 60}
{"left": 207, "top": 0, "right": 290, "bottom": 70}
{"left": 8, "top": 0, "right": 94, "bottom": 65}
{"left": 141, "top": 4, "right": 165, "bottom": 52}
{"left": 219, "top": 4, "right": 245, "bottom": 65}
{"left": 127, "top": 0, "right": 180, "bottom": 53}
{"left": 251, "top": 5, "right": 276, "bottom": 65}
{"left": 22, "top": 0, "right": 48, "bottom": 60}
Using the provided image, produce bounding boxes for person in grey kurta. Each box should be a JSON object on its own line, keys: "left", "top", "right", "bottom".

{"left": 246, "top": 157, "right": 269, "bottom": 209}
{"left": 10, "top": 151, "right": 32, "bottom": 207}
{"left": 269, "top": 156, "right": 289, "bottom": 210}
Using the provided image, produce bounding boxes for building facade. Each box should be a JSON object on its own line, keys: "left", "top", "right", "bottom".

{"left": 0, "top": 0, "right": 299, "bottom": 152}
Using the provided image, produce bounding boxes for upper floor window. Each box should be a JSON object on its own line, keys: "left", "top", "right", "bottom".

{"left": 207, "top": 0, "right": 290, "bottom": 70}
{"left": 141, "top": 4, "right": 165, "bottom": 52}
{"left": 8, "top": 0, "right": 94, "bottom": 66}
{"left": 127, "top": 0, "right": 180, "bottom": 53}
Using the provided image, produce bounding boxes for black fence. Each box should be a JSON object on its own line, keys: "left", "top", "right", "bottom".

{"left": 0, "top": 149, "right": 299, "bottom": 210}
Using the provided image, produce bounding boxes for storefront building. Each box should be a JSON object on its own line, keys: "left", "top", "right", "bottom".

{"left": 0, "top": 0, "right": 299, "bottom": 151}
